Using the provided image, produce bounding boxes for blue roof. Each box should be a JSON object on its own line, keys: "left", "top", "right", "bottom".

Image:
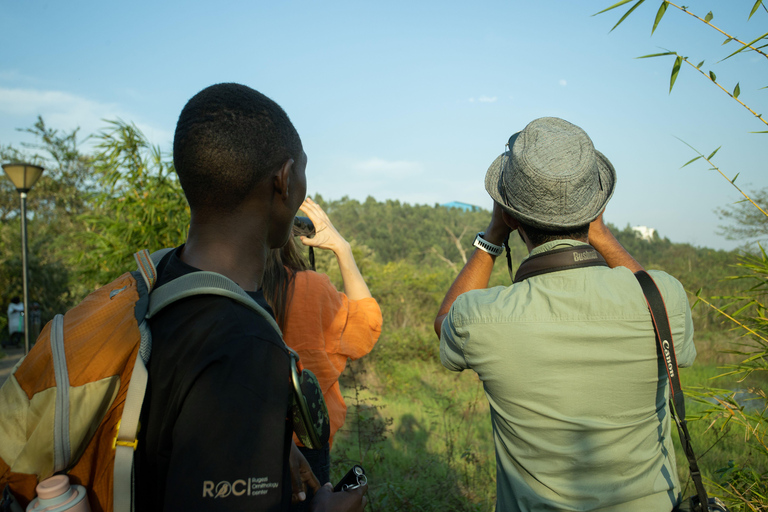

{"left": 442, "top": 201, "right": 482, "bottom": 212}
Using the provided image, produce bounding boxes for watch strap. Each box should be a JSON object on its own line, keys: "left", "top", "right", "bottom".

{"left": 473, "top": 232, "right": 504, "bottom": 256}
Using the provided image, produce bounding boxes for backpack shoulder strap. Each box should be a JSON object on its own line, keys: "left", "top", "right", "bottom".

{"left": 146, "top": 270, "right": 283, "bottom": 337}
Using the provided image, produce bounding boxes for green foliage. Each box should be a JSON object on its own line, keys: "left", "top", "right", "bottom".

{"left": 598, "top": 0, "right": 768, "bottom": 132}
{"left": 74, "top": 120, "right": 189, "bottom": 287}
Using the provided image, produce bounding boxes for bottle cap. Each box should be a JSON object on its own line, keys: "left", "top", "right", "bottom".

{"left": 36, "top": 475, "right": 70, "bottom": 500}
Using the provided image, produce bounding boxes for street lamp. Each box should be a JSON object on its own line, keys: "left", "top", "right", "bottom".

{"left": 3, "top": 163, "right": 44, "bottom": 355}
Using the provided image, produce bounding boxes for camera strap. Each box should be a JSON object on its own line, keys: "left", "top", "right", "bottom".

{"left": 513, "top": 244, "right": 607, "bottom": 283}
{"left": 635, "top": 271, "right": 709, "bottom": 511}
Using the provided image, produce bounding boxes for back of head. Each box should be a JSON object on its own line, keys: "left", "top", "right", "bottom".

{"left": 174, "top": 83, "right": 302, "bottom": 214}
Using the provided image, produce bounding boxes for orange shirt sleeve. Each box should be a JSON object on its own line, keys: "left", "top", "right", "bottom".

{"left": 284, "top": 271, "right": 382, "bottom": 360}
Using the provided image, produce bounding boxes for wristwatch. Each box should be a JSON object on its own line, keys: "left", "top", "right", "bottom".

{"left": 473, "top": 232, "right": 504, "bottom": 256}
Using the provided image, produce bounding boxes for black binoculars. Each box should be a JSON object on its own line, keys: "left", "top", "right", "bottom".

{"left": 293, "top": 217, "right": 315, "bottom": 238}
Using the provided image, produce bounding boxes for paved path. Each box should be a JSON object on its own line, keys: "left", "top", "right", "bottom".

{"left": 0, "top": 345, "right": 25, "bottom": 386}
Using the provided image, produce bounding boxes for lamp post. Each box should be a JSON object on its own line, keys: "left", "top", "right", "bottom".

{"left": 3, "top": 163, "right": 44, "bottom": 355}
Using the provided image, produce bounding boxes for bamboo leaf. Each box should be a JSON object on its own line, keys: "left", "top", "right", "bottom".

{"left": 696, "top": 60, "right": 704, "bottom": 68}
{"left": 637, "top": 51, "right": 676, "bottom": 59}
{"left": 652, "top": 1, "right": 668, "bottom": 34}
{"left": 707, "top": 147, "right": 721, "bottom": 160}
{"left": 749, "top": 0, "right": 762, "bottom": 20}
{"left": 731, "top": 173, "right": 740, "bottom": 183}
{"left": 750, "top": 130, "right": 768, "bottom": 133}
{"left": 681, "top": 155, "right": 702, "bottom": 168}
{"left": 669, "top": 55, "right": 682, "bottom": 93}
{"left": 721, "top": 31, "right": 768, "bottom": 61}
{"left": 593, "top": 0, "right": 641, "bottom": 16}
{"left": 709, "top": 70, "right": 717, "bottom": 81}
{"left": 608, "top": 0, "right": 646, "bottom": 32}
{"left": 733, "top": 82, "right": 741, "bottom": 98}
{"left": 704, "top": 11, "right": 713, "bottom": 23}
{"left": 722, "top": 37, "right": 734, "bottom": 45}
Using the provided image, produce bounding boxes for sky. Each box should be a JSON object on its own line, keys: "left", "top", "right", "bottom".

{"left": 1, "top": 0, "right": 766, "bottom": 251}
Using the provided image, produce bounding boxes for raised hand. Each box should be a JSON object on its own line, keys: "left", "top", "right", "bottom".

{"left": 298, "top": 197, "right": 347, "bottom": 254}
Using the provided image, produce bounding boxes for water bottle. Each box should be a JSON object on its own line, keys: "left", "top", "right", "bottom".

{"left": 26, "top": 475, "right": 90, "bottom": 512}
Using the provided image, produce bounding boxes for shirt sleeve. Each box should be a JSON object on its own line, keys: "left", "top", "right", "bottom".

{"left": 340, "top": 297, "right": 382, "bottom": 360}
{"left": 290, "top": 271, "right": 382, "bottom": 360}
{"left": 440, "top": 297, "right": 470, "bottom": 372}
{"left": 162, "top": 339, "right": 291, "bottom": 511}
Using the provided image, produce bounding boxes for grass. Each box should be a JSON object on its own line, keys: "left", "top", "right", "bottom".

{"left": 330, "top": 333, "right": 768, "bottom": 511}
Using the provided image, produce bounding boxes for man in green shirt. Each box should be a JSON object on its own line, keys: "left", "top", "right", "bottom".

{"left": 434, "top": 117, "right": 695, "bottom": 511}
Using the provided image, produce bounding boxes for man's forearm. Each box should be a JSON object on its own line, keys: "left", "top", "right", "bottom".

{"left": 588, "top": 216, "right": 644, "bottom": 272}
{"left": 435, "top": 204, "right": 512, "bottom": 337}
{"left": 434, "top": 247, "right": 498, "bottom": 337}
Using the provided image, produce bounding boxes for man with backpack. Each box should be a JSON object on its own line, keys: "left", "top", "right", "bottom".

{"left": 434, "top": 117, "right": 696, "bottom": 511}
{"left": 134, "top": 83, "right": 366, "bottom": 511}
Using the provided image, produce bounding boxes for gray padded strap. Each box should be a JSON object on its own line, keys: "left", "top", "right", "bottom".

{"left": 145, "top": 271, "right": 283, "bottom": 337}
{"left": 50, "top": 314, "right": 71, "bottom": 473}
{"left": 113, "top": 350, "right": 148, "bottom": 512}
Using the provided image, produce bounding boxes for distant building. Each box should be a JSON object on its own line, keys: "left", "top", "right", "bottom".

{"left": 632, "top": 225, "right": 656, "bottom": 242}
{"left": 442, "top": 201, "right": 482, "bottom": 212}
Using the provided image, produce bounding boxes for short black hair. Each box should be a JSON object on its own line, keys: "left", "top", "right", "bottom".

{"left": 518, "top": 221, "right": 590, "bottom": 247}
{"left": 173, "top": 83, "right": 302, "bottom": 212}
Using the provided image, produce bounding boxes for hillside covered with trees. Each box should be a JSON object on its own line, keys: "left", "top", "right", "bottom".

{"left": 0, "top": 119, "right": 745, "bottom": 338}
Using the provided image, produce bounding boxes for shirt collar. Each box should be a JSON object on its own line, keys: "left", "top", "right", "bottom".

{"left": 527, "top": 239, "right": 589, "bottom": 259}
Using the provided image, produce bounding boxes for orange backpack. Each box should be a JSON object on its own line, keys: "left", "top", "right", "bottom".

{"left": 0, "top": 249, "right": 284, "bottom": 512}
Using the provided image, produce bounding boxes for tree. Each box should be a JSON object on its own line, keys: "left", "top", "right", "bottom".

{"left": 717, "top": 187, "right": 768, "bottom": 249}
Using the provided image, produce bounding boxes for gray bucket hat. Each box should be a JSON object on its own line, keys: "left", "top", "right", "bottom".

{"left": 484, "top": 117, "right": 616, "bottom": 230}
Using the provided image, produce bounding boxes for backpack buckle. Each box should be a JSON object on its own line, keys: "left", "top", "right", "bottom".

{"left": 112, "top": 419, "right": 139, "bottom": 451}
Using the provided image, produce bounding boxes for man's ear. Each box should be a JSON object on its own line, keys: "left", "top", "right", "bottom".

{"left": 501, "top": 210, "right": 519, "bottom": 230}
{"left": 273, "top": 158, "right": 294, "bottom": 200}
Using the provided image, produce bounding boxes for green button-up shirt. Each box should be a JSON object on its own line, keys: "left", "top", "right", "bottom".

{"left": 441, "top": 240, "right": 696, "bottom": 512}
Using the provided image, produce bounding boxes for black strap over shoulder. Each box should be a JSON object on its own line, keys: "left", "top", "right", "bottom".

{"left": 635, "top": 271, "right": 710, "bottom": 511}
{"left": 635, "top": 271, "right": 686, "bottom": 417}
{"left": 514, "top": 245, "right": 608, "bottom": 283}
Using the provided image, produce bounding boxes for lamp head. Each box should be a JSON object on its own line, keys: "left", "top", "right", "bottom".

{"left": 2, "top": 163, "right": 45, "bottom": 193}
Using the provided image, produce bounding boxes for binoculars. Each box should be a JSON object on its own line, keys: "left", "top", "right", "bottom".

{"left": 292, "top": 217, "right": 316, "bottom": 270}
{"left": 292, "top": 216, "right": 315, "bottom": 238}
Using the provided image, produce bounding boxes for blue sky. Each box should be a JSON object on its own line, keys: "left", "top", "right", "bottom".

{"left": 1, "top": 0, "right": 766, "bottom": 251}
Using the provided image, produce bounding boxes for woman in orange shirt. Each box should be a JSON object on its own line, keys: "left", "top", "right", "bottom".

{"left": 263, "top": 197, "right": 382, "bottom": 485}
